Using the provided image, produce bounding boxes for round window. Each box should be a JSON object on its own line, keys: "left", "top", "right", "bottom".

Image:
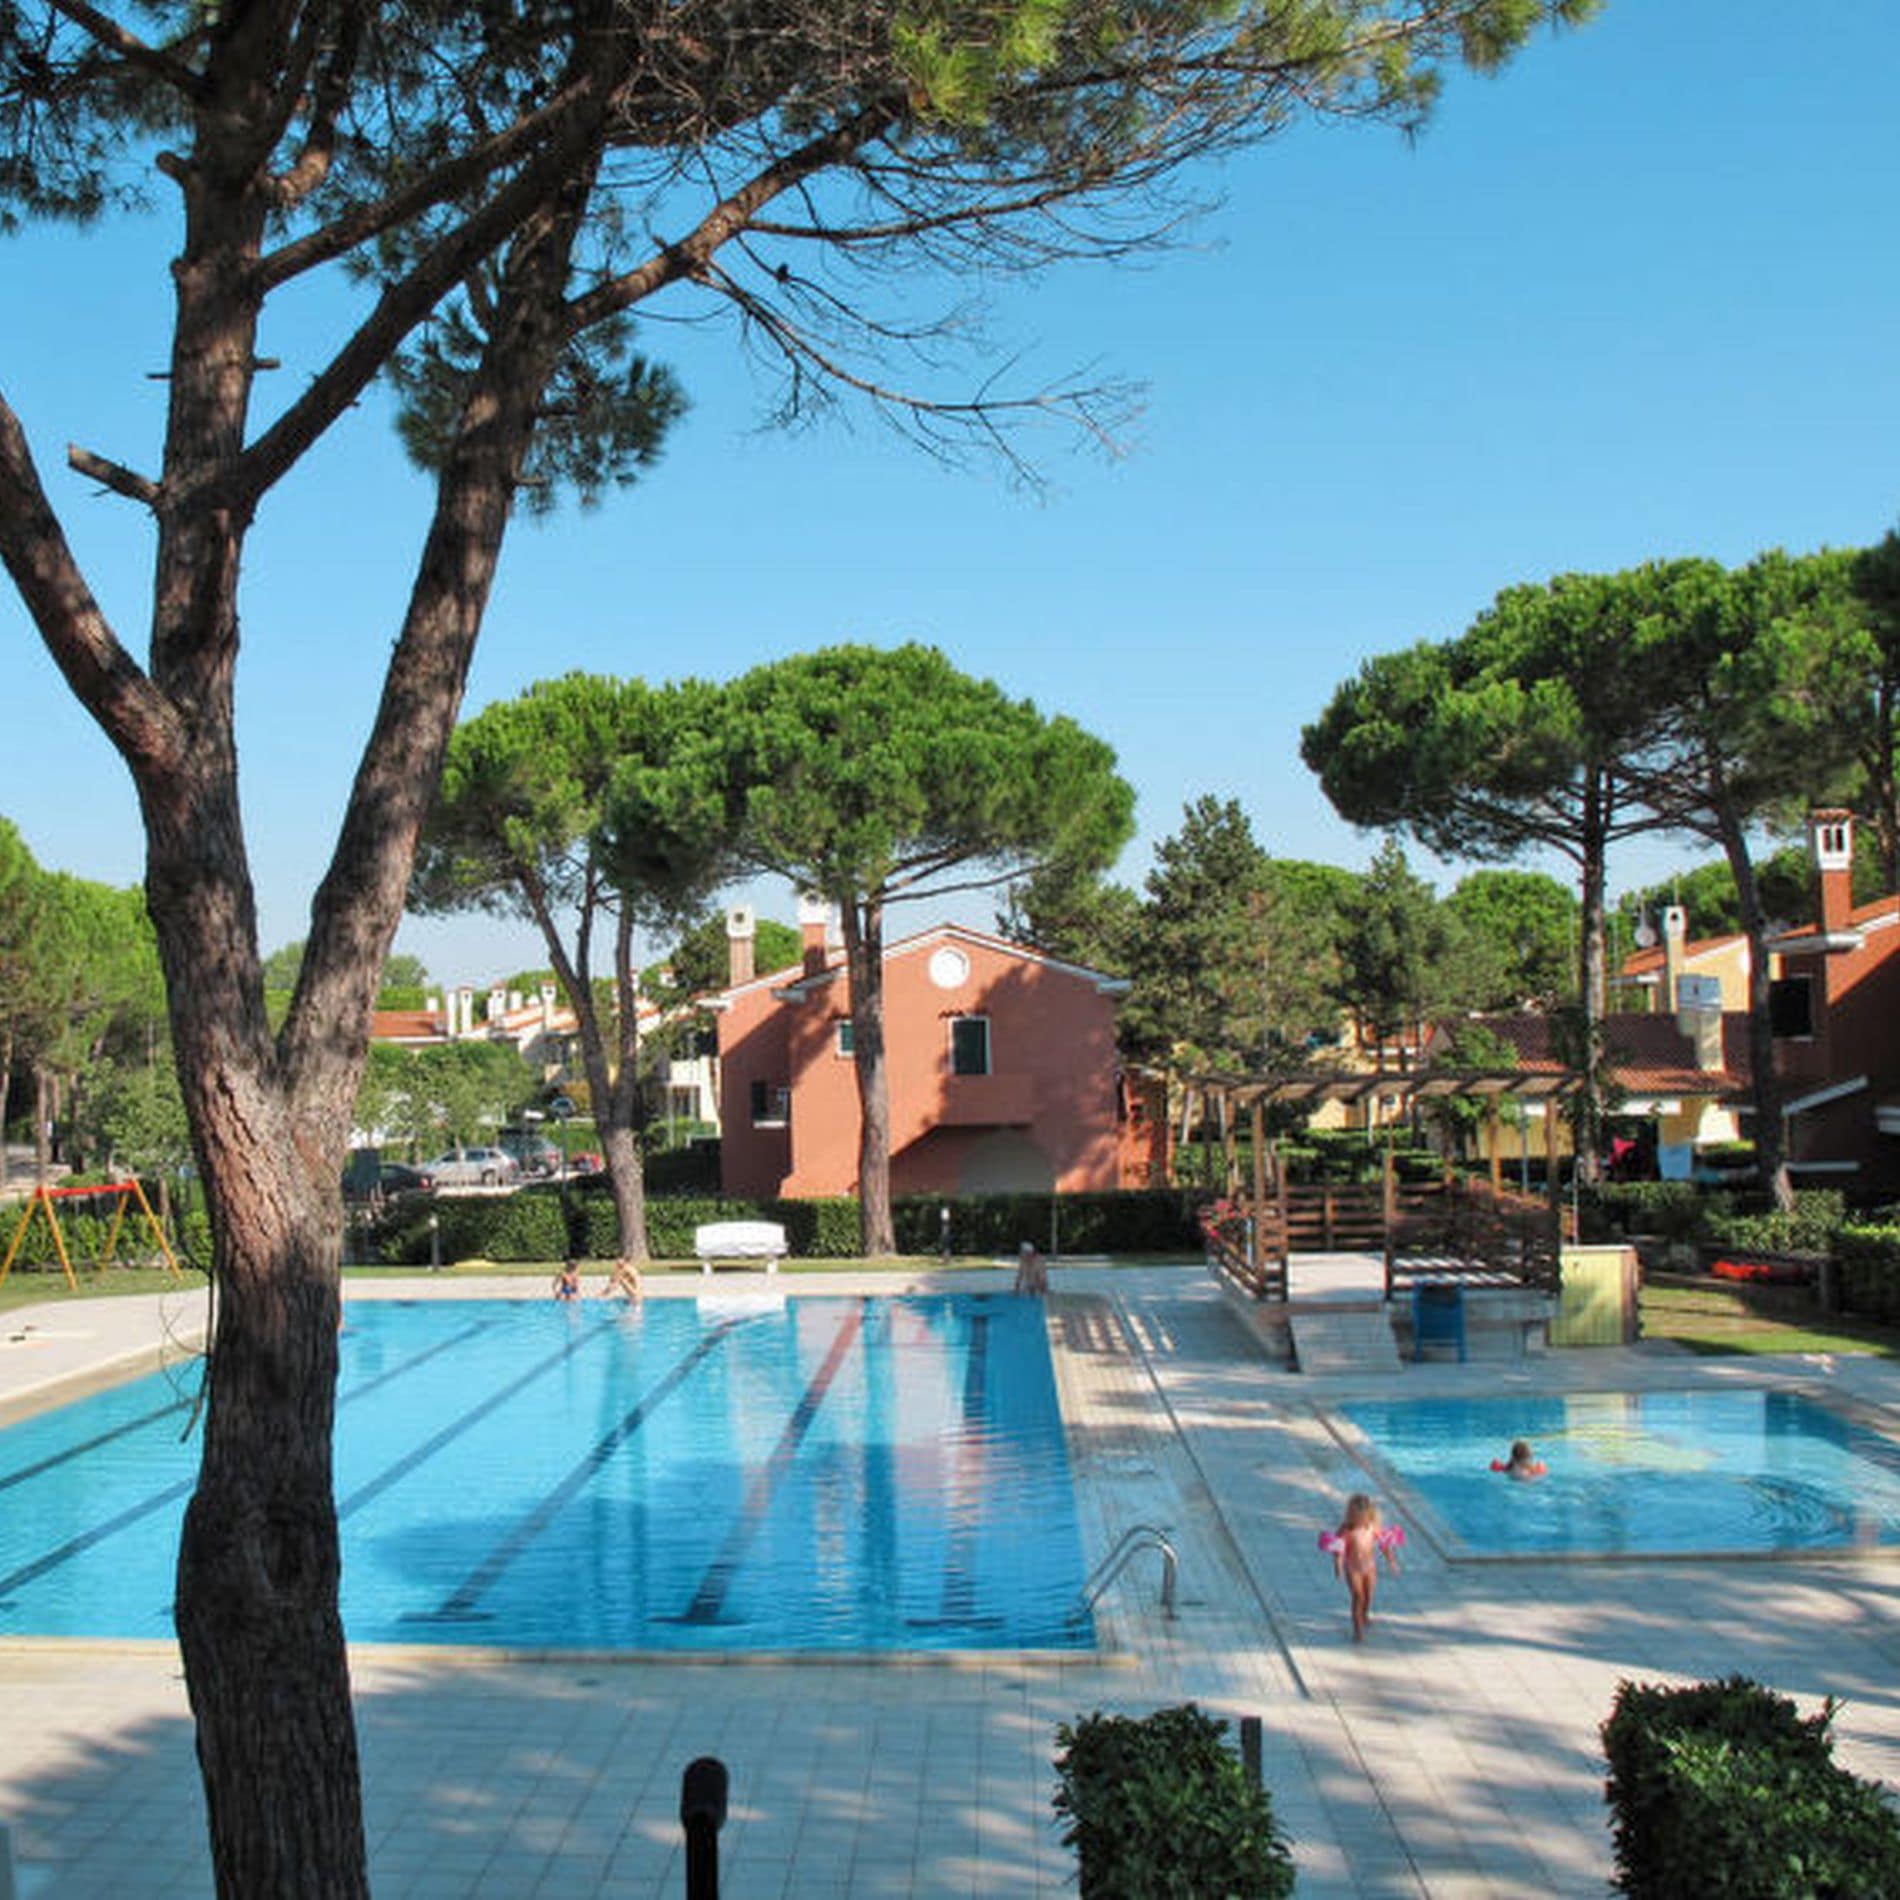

{"left": 928, "top": 945, "right": 970, "bottom": 990}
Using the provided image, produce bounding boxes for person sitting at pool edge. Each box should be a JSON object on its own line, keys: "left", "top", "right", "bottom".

{"left": 553, "top": 1259, "right": 582, "bottom": 1302}
{"left": 1492, "top": 1439, "right": 1546, "bottom": 1480}
{"left": 605, "top": 1256, "right": 643, "bottom": 1301}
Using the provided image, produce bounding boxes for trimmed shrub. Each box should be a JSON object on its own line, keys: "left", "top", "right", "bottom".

{"left": 1705, "top": 1190, "right": 1844, "bottom": 1260}
{"left": 1602, "top": 1676, "right": 1900, "bottom": 1898}
{"left": 1578, "top": 1183, "right": 1709, "bottom": 1246}
{"left": 643, "top": 1142, "right": 721, "bottom": 1195}
{"left": 1053, "top": 1704, "right": 1294, "bottom": 1900}
{"left": 361, "top": 1183, "right": 1204, "bottom": 1264}
{"left": 1833, "top": 1223, "right": 1900, "bottom": 1325}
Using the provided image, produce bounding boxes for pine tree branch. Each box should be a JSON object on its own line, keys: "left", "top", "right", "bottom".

{"left": 0, "top": 390, "right": 184, "bottom": 778}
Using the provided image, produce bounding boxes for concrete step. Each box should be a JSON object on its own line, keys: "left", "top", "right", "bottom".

{"left": 1288, "top": 1307, "right": 1403, "bottom": 1376}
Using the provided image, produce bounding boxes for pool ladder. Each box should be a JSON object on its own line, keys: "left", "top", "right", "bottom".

{"left": 1074, "top": 1524, "right": 1178, "bottom": 1624}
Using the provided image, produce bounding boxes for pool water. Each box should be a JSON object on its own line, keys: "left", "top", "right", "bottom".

{"left": 0, "top": 1293, "right": 1094, "bottom": 1651}
{"left": 1340, "top": 1389, "right": 1900, "bottom": 1558}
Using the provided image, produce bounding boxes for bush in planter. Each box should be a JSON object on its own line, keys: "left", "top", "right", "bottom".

{"left": 1602, "top": 1675, "right": 1900, "bottom": 1898}
{"left": 1053, "top": 1703, "right": 1294, "bottom": 1899}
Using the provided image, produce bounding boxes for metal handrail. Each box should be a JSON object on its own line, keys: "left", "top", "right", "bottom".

{"left": 1074, "top": 1523, "right": 1178, "bottom": 1623}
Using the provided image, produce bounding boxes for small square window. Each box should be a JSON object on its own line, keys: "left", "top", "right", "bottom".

{"left": 835, "top": 1019, "right": 855, "bottom": 1057}
{"left": 950, "top": 1016, "right": 990, "bottom": 1077}
{"left": 749, "top": 1079, "right": 790, "bottom": 1125}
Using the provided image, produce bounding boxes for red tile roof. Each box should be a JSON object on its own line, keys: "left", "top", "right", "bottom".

{"left": 1453, "top": 1012, "right": 1750, "bottom": 1097}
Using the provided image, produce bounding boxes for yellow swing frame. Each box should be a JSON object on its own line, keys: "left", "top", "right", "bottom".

{"left": 0, "top": 1179, "right": 184, "bottom": 1290}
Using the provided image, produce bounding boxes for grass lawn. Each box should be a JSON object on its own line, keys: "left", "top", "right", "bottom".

{"left": 1641, "top": 1277, "right": 1900, "bottom": 1359}
{"left": 0, "top": 1264, "right": 203, "bottom": 1316}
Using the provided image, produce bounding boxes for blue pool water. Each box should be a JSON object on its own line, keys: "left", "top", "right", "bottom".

{"left": 1341, "top": 1389, "right": 1900, "bottom": 1558}
{"left": 0, "top": 1293, "right": 1093, "bottom": 1650}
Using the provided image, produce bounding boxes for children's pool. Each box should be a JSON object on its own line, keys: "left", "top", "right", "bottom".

{"left": 0, "top": 1293, "right": 1095, "bottom": 1651}
{"left": 1339, "top": 1389, "right": 1900, "bottom": 1559}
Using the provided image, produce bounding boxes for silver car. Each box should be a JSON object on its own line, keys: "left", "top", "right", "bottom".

{"left": 421, "top": 1146, "right": 520, "bottom": 1188}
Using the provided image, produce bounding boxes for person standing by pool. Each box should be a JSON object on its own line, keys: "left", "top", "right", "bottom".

{"left": 1014, "top": 1240, "right": 1048, "bottom": 1295}
{"left": 1327, "top": 1493, "right": 1402, "bottom": 1641}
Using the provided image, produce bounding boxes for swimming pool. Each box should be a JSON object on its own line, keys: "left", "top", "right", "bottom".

{"left": 0, "top": 1293, "right": 1094, "bottom": 1651}
{"left": 1339, "top": 1389, "right": 1900, "bottom": 1559}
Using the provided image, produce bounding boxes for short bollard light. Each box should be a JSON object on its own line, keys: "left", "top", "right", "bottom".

{"left": 680, "top": 1755, "right": 729, "bottom": 1900}
{"left": 939, "top": 1203, "right": 951, "bottom": 1261}
{"left": 428, "top": 1212, "right": 440, "bottom": 1272}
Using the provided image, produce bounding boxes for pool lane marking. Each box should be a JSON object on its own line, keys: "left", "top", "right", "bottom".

{"left": 0, "top": 1394, "right": 196, "bottom": 1495}
{"left": 0, "top": 1314, "right": 508, "bottom": 1603}
{"left": 339, "top": 1318, "right": 614, "bottom": 1520}
{"left": 424, "top": 1315, "right": 751, "bottom": 1622}
{"left": 929, "top": 1304, "right": 996, "bottom": 1628}
{"left": 675, "top": 1302, "right": 866, "bottom": 1626}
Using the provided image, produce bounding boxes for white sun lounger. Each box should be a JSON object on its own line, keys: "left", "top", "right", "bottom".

{"left": 694, "top": 1220, "right": 786, "bottom": 1274}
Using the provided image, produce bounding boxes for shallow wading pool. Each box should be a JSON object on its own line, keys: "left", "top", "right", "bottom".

{"left": 0, "top": 1293, "right": 1094, "bottom": 1651}
{"left": 1339, "top": 1388, "right": 1900, "bottom": 1559}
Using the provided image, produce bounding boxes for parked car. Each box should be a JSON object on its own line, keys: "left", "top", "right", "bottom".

{"left": 376, "top": 1162, "right": 434, "bottom": 1198}
{"left": 568, "top": 1151, "right": 604, "bottom": 1176}
{"left": 497, "top": 1129, "right": 562, "bottom": 1178}
{"left": 420, "top": 1146, "right": 520, "bottom": 1188}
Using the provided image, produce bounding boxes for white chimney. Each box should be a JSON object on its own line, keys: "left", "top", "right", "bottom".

{"left": 1661, "top": 905, "right": 1687, "bottom": 1014}
{"left": 727, "top": 904, "right": 756, "bottom": 987}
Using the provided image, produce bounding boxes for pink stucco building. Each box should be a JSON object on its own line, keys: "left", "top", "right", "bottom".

{"left": 711, "top": 903, "right": 1151, "bottom": 1200}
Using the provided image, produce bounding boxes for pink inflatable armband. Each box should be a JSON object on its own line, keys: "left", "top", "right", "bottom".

{"left": 1318, "top": 1524, "right": 1404, "bottom": 1553}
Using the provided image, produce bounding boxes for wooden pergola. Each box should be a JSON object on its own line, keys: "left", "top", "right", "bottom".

{"left": 1183, "top": 1067, "right": 1579, "bottom": 1302}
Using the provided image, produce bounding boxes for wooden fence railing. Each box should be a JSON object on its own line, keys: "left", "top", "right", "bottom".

{"left": 1384, "top": 1179, "right": 1560, "bottom": 1298}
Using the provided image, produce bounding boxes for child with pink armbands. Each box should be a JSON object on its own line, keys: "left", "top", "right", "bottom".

{"left": 1319, "top": 1493, "right": 1403, "bottom": 1640}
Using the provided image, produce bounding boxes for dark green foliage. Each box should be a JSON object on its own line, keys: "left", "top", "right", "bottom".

{"left": 1832, "top": 1225, "right": 1900, "bottom": 1324}
{"left": 1602, "top": 1676, "right": 1900, "bottom": 1899}
{"left": 1053, "top": 1704, "right": 1295, "bottom": 1899}
{"left": 1577, "top": 1183, "right": 1710, "bottom": 1245}
{"left": 643, "top": 1143, "right": 722, "bottom": 1196}
{"left": 1273, "top": 1130, "right": 1440, "bottom": 1185}
{"left": 363, "top": 1186, "right": 1202, "bottom": 1264}
{"left": 1706, "top": 1191, "right": 1844, "bottom": 1259}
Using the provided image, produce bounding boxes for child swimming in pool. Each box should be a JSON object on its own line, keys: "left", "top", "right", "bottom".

{"left": 1326, "top": 1493, "right": 1402, "bottom": 1641}
{"left": 1491, "top": 1439, "right": 1547, "bottom": 1480}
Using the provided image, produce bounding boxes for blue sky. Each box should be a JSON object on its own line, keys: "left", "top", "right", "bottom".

{"left": 3, "top": 0, "right": 1897, "bottom": 985}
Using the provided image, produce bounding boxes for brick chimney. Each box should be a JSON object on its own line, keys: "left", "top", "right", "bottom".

{"left": 798, "top": 892, "right": 833, "bottom": 978}
{"left": 726, "top": 904, "right": 756, "bottom": 987}
{"left": 1809, "top": 809, "right": 1854, "bottom": 935}
{"left": 1660, "top": 905, "right": 1686, "bottom": 1013}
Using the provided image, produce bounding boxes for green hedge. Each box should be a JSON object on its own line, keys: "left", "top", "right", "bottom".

{"left": 1578, "top": 1183, "right": 1711, "bottom": 1245}
{"left": 1706, "top": 1190, "right": 1844, "bottom": 1259}
{"left": 363, "top": 1184, "right": 1204, "bottom": 1265}
{"left": 1, "top": 1183, "right": 210, "bottom": 1274}
{"left": 1602, "top": 1675, "right": 1900, "bottom": 1898}
{"left": 1833, "top": 1224, "right": 1900, "bottom": 1324}
{"left": 1053, "top": 1704, "right": 1294, "bottom": 1900}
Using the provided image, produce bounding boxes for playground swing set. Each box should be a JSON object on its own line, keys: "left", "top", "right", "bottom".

{"left": 0, "top": 1179, "right": 183, "bottom": 1290}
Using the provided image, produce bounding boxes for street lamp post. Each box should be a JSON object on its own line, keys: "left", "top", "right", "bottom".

{"left": 548, "top": 1094, "right": 575, "bottom": 1241}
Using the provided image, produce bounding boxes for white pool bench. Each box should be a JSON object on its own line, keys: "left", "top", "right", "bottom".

{"left": 693, "top": 1220, "right": 786, "bottom": 1274}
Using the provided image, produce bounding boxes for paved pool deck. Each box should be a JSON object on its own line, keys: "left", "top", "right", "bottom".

{"left": 2, "top": 1262, "right": 1899, "bottom": 1897}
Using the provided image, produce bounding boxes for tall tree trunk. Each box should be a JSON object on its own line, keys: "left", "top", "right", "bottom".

{"left": 1713, "top": 797, "right": 1793, "bottom": 1211}
{"left": 1572, "top": 773, "right": 1609, "bottom": 1186}
{"left": 841, "top": 897, "right": 894, "bottom": 1257}
{"left": 533, "top": 886, "right": 650, "bottom": 1265}
{"left": 33, "top": 1062, "right": 52, "bottom": 1186}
